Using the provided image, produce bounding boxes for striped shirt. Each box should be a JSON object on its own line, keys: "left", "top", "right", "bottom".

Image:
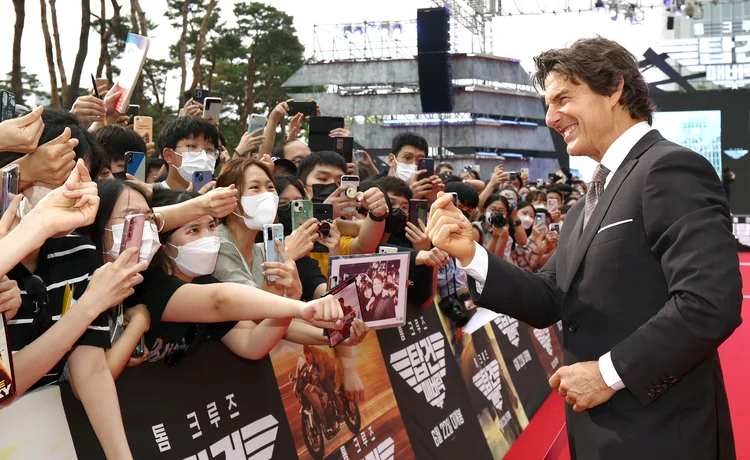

{"left": 7, "top": 233, "right": 110, "bottom": 388}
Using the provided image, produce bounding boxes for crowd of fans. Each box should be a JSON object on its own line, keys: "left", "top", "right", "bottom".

{"left": 0, "top": 80, "right": 579, "bottom": 457}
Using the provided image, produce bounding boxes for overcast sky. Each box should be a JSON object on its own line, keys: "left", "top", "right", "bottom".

{"left": 0, "top": 0, "right": 670, "bottom": 179}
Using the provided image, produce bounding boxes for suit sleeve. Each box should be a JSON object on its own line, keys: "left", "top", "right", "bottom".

{"left": 467, "top": 245, "right": 562, "bottom": 328}
{"left": 611, "top": 149, "right": 743, "bottom": 406}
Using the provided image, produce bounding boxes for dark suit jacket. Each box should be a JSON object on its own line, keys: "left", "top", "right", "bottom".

{"left": 467, "top": 130, "right": 743, "bottom": 460}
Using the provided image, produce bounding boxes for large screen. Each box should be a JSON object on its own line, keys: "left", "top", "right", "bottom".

{"left": 651, "top": 110, "right": 722, "bottom": 177}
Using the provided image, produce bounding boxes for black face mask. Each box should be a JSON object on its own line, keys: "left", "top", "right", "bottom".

{"left": 311, "top": 183, "right": 339, "bottom": 203}
{"left": 277, "top": 205, "right": 293, "bottom": 236}
{"left": 385, "top": 208, "right": 407, "bottom": 234}
{"left": 461, "top": 209, "right": 471, "bottom": 220}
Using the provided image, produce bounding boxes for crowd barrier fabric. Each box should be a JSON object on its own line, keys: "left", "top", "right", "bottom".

{"left": 0, "top": 301, "right": 565, "bottom": 460}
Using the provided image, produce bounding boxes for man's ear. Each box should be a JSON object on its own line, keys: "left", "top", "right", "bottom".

{"left": 609, "top": 76, "right": 625, "bottom": 109}
{"left": 304, "top": 183, "right": 313, "bottom": 199}
{"left": 388, "top": 153, "right": 397, "bottom": 170}
{"left": 163, "top": 148, "right": 175, "bottom": 165}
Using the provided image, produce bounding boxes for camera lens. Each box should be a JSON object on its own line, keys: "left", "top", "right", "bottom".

{"left": 439, "top": 296, "right": 469, "bottom": 328}
{"left": 488, "top": 212, "right": 507, "bottom": 228}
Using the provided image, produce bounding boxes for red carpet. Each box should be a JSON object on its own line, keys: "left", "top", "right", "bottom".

{"left": 505, "top": 253, "right": 750, "bottom": 459}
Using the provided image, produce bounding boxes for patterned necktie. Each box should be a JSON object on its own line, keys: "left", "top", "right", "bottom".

{"left": 583, "top": 163, "right": 611, "bottom": 228}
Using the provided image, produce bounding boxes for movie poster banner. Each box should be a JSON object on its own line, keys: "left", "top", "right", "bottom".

{"left": 528, "top": 324, "right": 565, "bottom": 379}
{"left": 436, "top": 305, "right": 529, "bottom": 459}
{"left": 60, "top": 341, "right": 297, "bottom": 459}
{"left": 489, "top": 314, "right": 551, "bottom": 419}
{"left": 269, "top": 334, "right": 415, "bottom": 460}
{"left": 376, "top": 305, "right": 494, "bottom": 460}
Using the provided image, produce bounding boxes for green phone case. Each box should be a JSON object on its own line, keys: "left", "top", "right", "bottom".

{"left": 291, "top": 200, "right": 314, "bottom": 232}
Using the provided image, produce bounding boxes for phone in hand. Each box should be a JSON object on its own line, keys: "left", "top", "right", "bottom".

{"left": 248, "top": 114, "right": 267, "bottom": 133}
{"left": 0, "top": 90, "right": 15, "bottom": 122}
{"left": 536, "top": 178, "right": 544, "bottom": 187}
{"left": 121, "top": 214, "right": 146, "bottom": 264}
{"left": 263, "top": 224, "right": 285, "bottom": 282}
{"left": 353, "top": 150, "right": 365, "bottom": 163}
{"left": 509, "top": 171, "right": 517, "bottom": 182}
{"left": 191, "top": 170, "right": 213, "bottom": 192}
{"left": 313, "top": 203, "right": 334, "bottom": 253}
{"left": 409, "top": 199, "right": 429, "bottom": 227}
{"left": 291, "top": 200, "right": 314, "bottom": 232}
{"left": 550, "top": 222, "right": 561, "bottom": 233}
{"left": 328, "top": 310, "right": 356, "bottom": 347}
{"left": 133, "top": 116, "right": 153, "bottom": 143}
{"left": 521, "top": 167, "right": 529, "bottom": 178}
{"left": 288, "top": 101, "right": 317, "bottom": 117}
{"left": 1, "top": 164, "right": 19, "bottom": 215}
{"left": 507, "top": 194, "right": 516, "bottom": 207}
{"left": 535, "top": 212, "right": 547, "bottom": 233}
{"left": 447, "top": 192, "right": 458, "bottom": 206}
{"left": 127, "top": 104, "right": 140, "bottom": 122}
{"left": 334, "top": 137, "right": 354, "bottom": 163}
{"left": 547, "top": 198, "right": 559, "bottom": 213}
{"left": 340, "top": 175, "right": 359, "bottom": 214}
{"left": 132, "top": 335, "right": 146, "bottom": 358}
{"left": 193, "top": 88, "right": 207, "bottom": 104}
{"left": 417, "top": 158, "right": 434, "bottom": 181}
{"left": 125, "top": 152, "right": 146, "bottom": 182}
{"left": 323, "top": 276, "right": 360, "bottom": 347}
{"left": 202, "top": 97, "right": 222, "bottom": 120}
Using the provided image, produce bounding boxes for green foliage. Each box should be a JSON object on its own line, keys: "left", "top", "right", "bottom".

{"left": 0, "top": 69, "right": 50, "bottom": 103}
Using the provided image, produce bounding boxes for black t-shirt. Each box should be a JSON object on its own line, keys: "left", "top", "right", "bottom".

{"left": 296, "top": 256, "right": 327, "bottom": 301}
{"left": 125, "top": 271, "right": 236, "bottom": 362}
{"left": 7, "top": 234, "right": 111, "bottom": 388}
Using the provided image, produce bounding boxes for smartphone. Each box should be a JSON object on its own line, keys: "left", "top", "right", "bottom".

{"left": 127, "top": 104, "right": 140, "bottom": 121}
{"left": 509, "top": 171, "right": 517, "bottom": 182}
{"left": 535, "top": 212, "right": 547, "bottom": 233}
{"left": 248, "top": 114, "right": 267, "bottom": 133}
{"left": 132, "top": 335, "right": 146, "bottom": 358}
{"left": 550, "top": 222, "right": 561, "bottom": 233}
{"left": 536, "top": 178, "right": 544, "bottom": 187}
{"left": 334, "top": 137, "right": 354, "bottom": 163}
{"left": 447, "top": 192, "right": 458, "bottom": 206}
{"left": 192, "top": 170, "right": 213, "bottom": 192}
{"left": 548, "top": 173, "right": 559, "bottom": 182}
{"left": 323, "top": 276, "right": 361, "bottom": 347}
{"left": 521, "top": 167, "right": 529, "bottom": 178}
{"left": 1, "top": 164, "right": 19, "bottom": 215}
{"left": 309, "top": 116, "right": 344, "bottom": 134}
{"left": 379, "top": 245, "right": 399, "bottom": 254}
{"left": 121, "top": 214, "right": 146, "bottom": 264}
{"left": 133, "top": 116, "right": 153, "bottom": 143}
{"left": 0, "top": 91, "right": 15, "bottom": 122}
{"left": 313, "top": 203, "right": 334, "bottom": 252}
{"left": 417, "top": 158, "right": 434, "bottom": 181}
{"left": 547, "top": 198, "right": 559, "bottom": 213}
{"left": 263, "top": 223, "right": 285, "bottom": 281}
{"left": 353, "top": 150, "right": 365, "bottom": 163}
{"left": 193, "top": 88, "right": 207, "bottom": 104}
{"left": 203, "top": 97, "right": 222, "bottom": 120}
{"left": 291, "top": 199, "right": 314, "bottom": 232}
{"left": 328, "top": 311, "right": 356, "bottom": 347}
{"left": 506, "top": 194, "right": 516, "bottom": 207}
{"left": 288, "top": 101, "right": 317, "bottom": 117}
{"left": 409, "top": 199, "right": 429, "bottom": 227}
{"left": 340, "top": 175, "right": 359, "bottom": 214}
{"left": 125, "top": 152, "right": 146, "bottom": 182}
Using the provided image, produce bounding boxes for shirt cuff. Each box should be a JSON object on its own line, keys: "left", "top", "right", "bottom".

{"left": 599, "top": 351, "right": 626, "bottom": 391}
{"left": 456, "top": 241, "right": 488, "bottom": 285}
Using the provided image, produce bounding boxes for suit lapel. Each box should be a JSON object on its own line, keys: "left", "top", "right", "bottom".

{"left": 566, "top": 203, "right": 585, "bottom": 269}
{"left": 562, "top": 130, "right": 664, "bottom": 293}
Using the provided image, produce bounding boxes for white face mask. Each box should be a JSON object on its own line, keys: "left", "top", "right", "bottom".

{"left": 234, "top": 192, "right": 279, "bottom": 230}
{"left": 519, "top": 214, "right": 534, "bottom": 230}
{"left": 172, "top": 151, "right": 217, "bottom": 183}
{"left": 169, "top": 236, "right": 220, "bottom": 278}
{"left": 394, "top": 161, "right": 417, "bottom": 184}
{"left": 106, "top": 220, "right": 162, "bottom": 263}
{"left": 535, "top": 203, "right": 548, "bottom": 210}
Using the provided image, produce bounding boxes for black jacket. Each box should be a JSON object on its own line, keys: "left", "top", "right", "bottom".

{"left": 467, "top": 130, "right": 742, "bottom": 460}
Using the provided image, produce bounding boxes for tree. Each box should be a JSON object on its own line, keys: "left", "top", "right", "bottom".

{"left": 66, "top": 0, "right": 92, "bottom": 108}
{"left": 12, "top": 0, "right": 25, "bottom": 105}
{"left": 49, "top": 0, "right": 69, "bottom": 97}
{"left": 189, "top": 0, "right": 216, "bottom": 91}
{"left": 40, "top": 0, "right": 60, "bottom": 107}
{"left": 143, "top": 58, "right": 178, "bottom": 127}
{"left": 92, "top": 0, "right": 123, "bottom": 82}
{"left": 0, "top": 69, "right": 50, "bottom": 104}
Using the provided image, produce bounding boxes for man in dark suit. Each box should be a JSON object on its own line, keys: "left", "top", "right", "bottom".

{"left": 426, "top": 37, "right": 743, "bottom": 460}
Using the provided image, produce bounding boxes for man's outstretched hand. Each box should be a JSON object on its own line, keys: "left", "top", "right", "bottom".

{"left": 425, "top": 192, "right": 476, "bottom": 266}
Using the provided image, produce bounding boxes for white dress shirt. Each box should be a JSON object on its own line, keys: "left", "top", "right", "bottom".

{"left": 459, "top": 120, "right": 653, "bottom": 392}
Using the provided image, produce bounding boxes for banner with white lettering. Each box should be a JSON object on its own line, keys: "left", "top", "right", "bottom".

{"left": 269, "top": 334, "right": 415, "bottom": 460}
{"left": 489, "top": 314, "right": 551, "bottom": 419}
{"left": 435, "top": 307, "right": 529, "bottom": 459}
{"left": 528, "top": 325, "right": 565, "bottom": 379}
{"left": 376, "top": 305, "right": 494, "bottom": 460}
{"left": 60, "top": 341, "right": 297, "bottom": 459}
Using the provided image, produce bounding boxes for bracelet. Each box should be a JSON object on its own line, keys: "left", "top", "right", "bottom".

{"left": 368, "top": 212, "right": 385, "bottom": 222}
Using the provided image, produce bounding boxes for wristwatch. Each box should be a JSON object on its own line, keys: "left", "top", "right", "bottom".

{"left": 514, "top": 219, "right": 522, "bottom": 226}
{"left": 368, "top": 212, "right": 385, "bottom": 222}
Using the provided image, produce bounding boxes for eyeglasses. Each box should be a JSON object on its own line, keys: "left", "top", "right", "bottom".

{"left": 165, "top": 324, "right": 207, "bottom": 367}
{"left": 175, "top": 148, "right": 220, "bottom": 160}
{"left": 111, "top": 212, "right": 166, "bottom": 232}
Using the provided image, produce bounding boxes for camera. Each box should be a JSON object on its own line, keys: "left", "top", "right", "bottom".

{"left": 293, "top": 201, "right": 304, "bottom": 213}
{"left": 439, "top": 295, "right": 469, "bottom": 328}
{"left": 195, "top": 171, "right": 204, "bottom": 181}
{"left": 509, "top": 171, "right": 517, "bottom": 181}
{"left": 487, "top": 212, "right": 506, "bottom": 228}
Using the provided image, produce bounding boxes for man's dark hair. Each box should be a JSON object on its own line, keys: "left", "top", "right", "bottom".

{"left": 157, "top": 116, "right": 219, "bottom": 158}
{"left": 0, "top": 109, "right": 104, "bottom": 180}
{"left": 391, "top": 132, "right": 428, "bottom": 155}
{"left": 296, "top": 151, "right": 347, "bottom": 185}
{"left": 445, "top": 180, "right": 479, "bottom": 209}
{"left": 533, "top": 37, "right": 655, "bottom": 124}
{"left": 546, "top": 186, "right": 564, "bottom": 199}
{"left": 376, "top": 176, "right": 413, "bottom": 201}
{"left": 147, "top": 157, "right": 164, "bottom": 171}
{"left": 275, "top": 174, "right": 306, "bottom": 198}
{"left": 95, "top": 125, "right": 147, "bottom": 163}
